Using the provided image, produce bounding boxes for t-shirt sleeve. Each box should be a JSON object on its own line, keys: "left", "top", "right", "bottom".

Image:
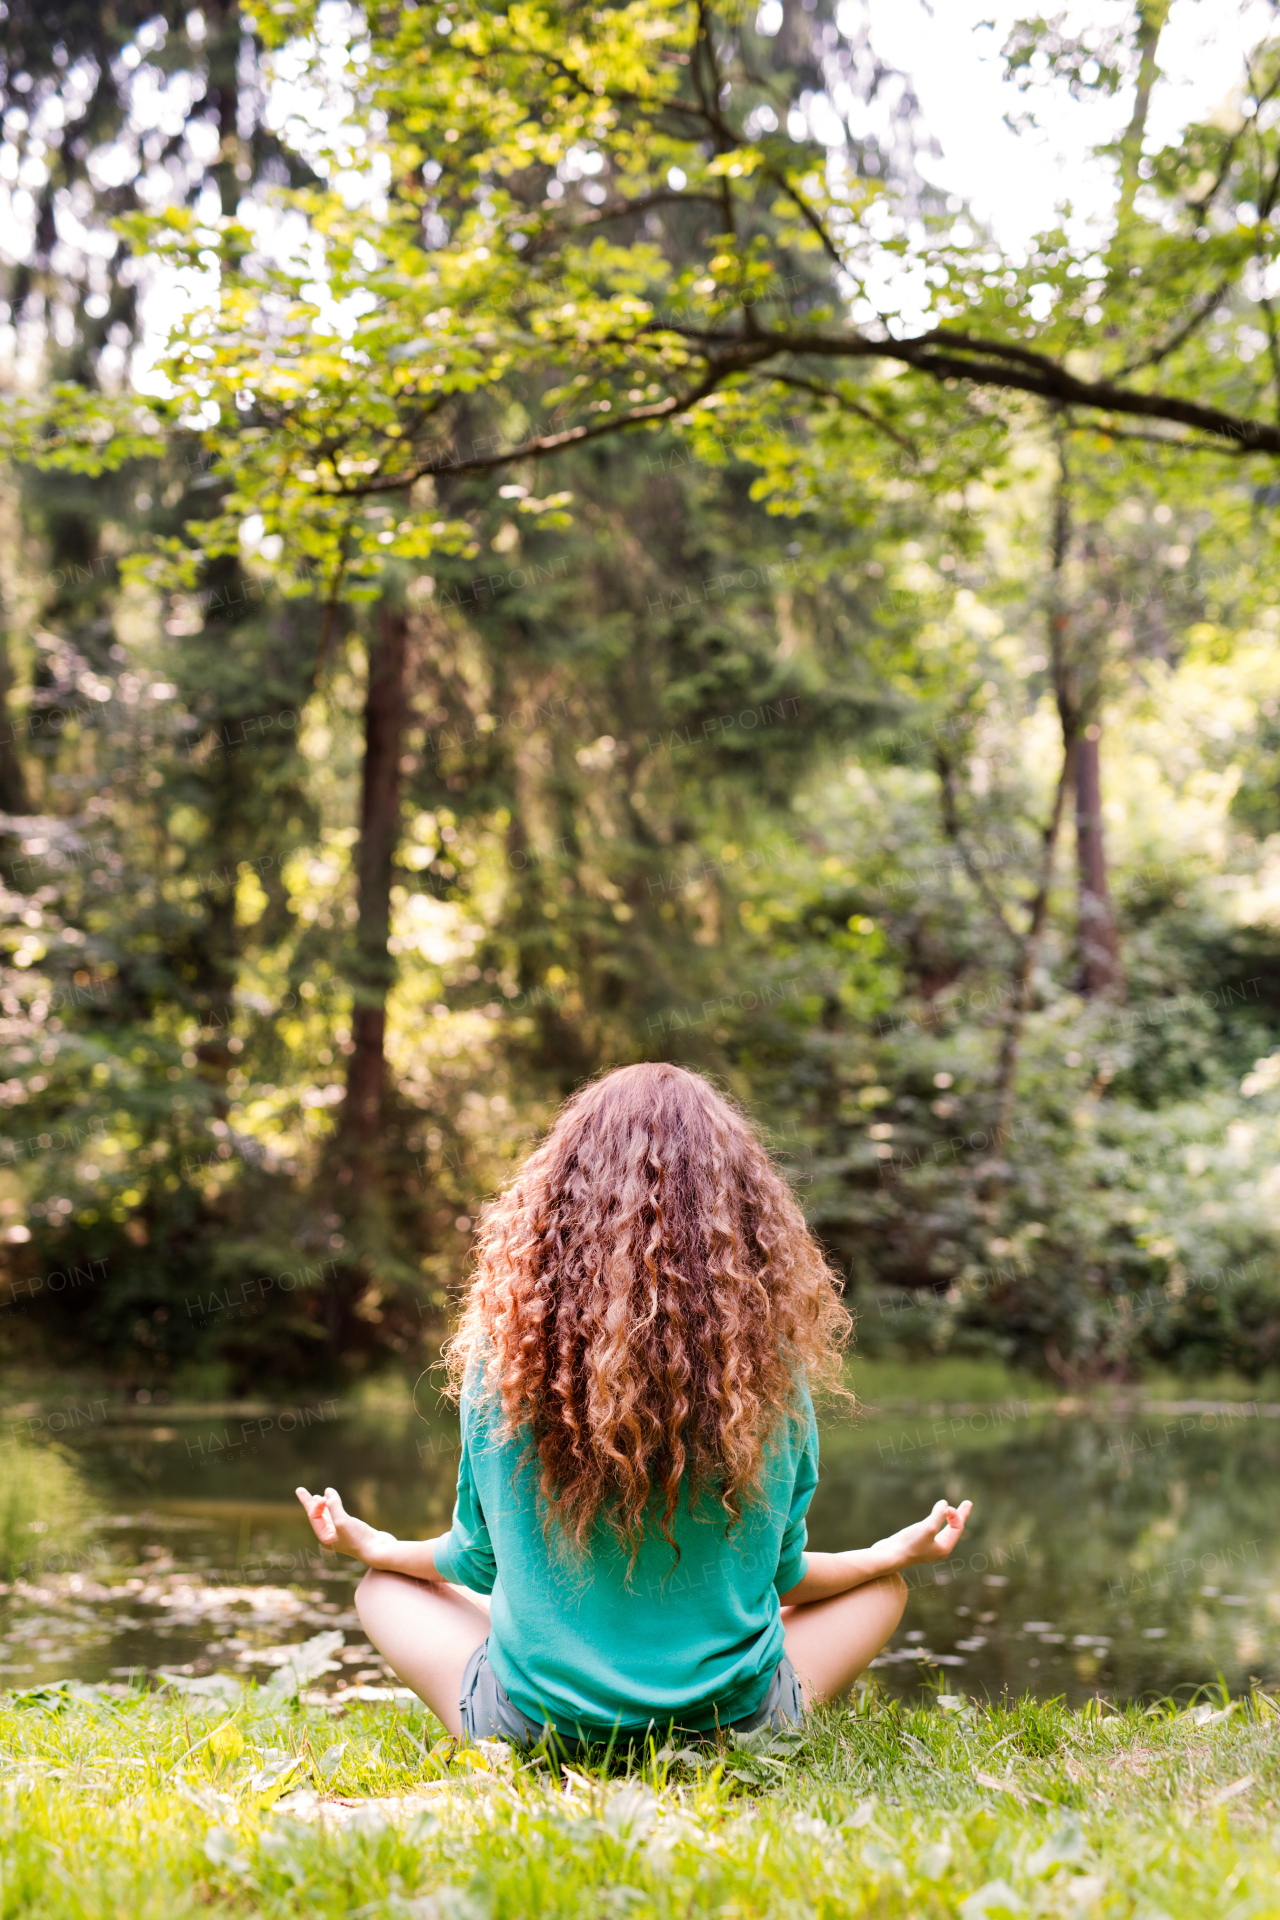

{"left": 430, "top": 1390, "right": 498, "bottom": 1594}
{"left": 773, "top": 1385, "right": 819, "bottom": 1596}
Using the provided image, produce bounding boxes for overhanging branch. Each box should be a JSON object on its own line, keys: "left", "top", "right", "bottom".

{"left": 299, "top": 317, "right": 1280, "bottom": 498}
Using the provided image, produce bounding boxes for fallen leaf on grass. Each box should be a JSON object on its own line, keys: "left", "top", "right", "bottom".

{"left": 157, "top": 1673, "right": 245, "bottom": 1703}
{"left": 399, "top": 1888, "right": 487, "bottom": 1920}
{"left": 918, "top": 1838, "right": 953, "bottom": 1878}
{"left": 959, "top": 1878, "right": 1024, "bottom": 1918}
{"left": 601, "top": 1784, "right": 659, "bottom": 1842}
{"left": 1208, "top": 1776, "right": 1254, "bottom": 1807}
{"left": 203, "top": 1826, "right": 252, "bottom": 1876}
{"left": 973, "top": 1770, "right": 1027, "bottom": 1806}
{"left": 1027, "top": 1817, "right": 1086, "bottom": 1876}
{"left": 329, "top": 1684, "right": 419, "bottom": 1706}
{"left": 861, "top": 1840, "right": 904, "bottom": 1877}
{"left": 248, "top": 1752, "right": 307, "bottom": 1795}
{"left": 273, "top": 1790, "right": 453, "bottom": 1831}
{"left": 273, "top": 1788, "right": 323, "bottom": 1819}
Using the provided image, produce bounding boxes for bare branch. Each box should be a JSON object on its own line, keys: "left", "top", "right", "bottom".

{"left": 934, "top": 742, "right": 1021, "bottom": 946}
{"left": 555, "top": 188, "right": 724, "bottom": 235}
{"left": 1187, "top": 66, "right": 1280, "bottom": 216}
{"left": 763, "top": 169, "right": 849, "bottom": 274}
{"left": 327, "top": 371, "right": 733, "bottom": 494}
{"left": 1114, "top": 280, "right": 1231, "bottom": 380}
{"left": 764, "top": 327, "right": 1280, "bottom": 453}
{"left": 769, "top": 371, "right": 918, "bottom": 455}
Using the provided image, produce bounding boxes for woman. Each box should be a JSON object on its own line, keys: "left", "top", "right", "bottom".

{"left": 298, "top": 1062, "right": 970, "bottom": 1745}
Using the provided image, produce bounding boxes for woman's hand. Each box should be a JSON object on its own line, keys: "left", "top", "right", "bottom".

{"left": 295, "top": 1485, "right": 397, "bottom": 1567}
{"left": 879, "top": 1498, "right": 972, "bottom": 1569}
{"left": 778, "top": 1498, "right": 973, "bottom": 1605}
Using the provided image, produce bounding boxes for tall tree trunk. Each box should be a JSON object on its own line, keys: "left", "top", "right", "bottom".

{"left": 1043, "top": 424, "right": 1125, "bottom": 1000}
{"left": 205, "top": 0, "right": 246, "bottom": 219}
{"left": 992, "top": 441, "right": 1073, "bottom": 1147}
{"left": 0, "top": 622, "right": 30, "bottom": 816}
{"left": 1116, "top": 1, "right": 1169, "bottom": 227}
{"left": 993, "top": 755, "right": 1070, "bottom": 1148}
{"left": 185, "top": 553, "right": 262, "bottom": 1113}
{"left": 341, "top": 603, "right": 410, "bottom": 1170}
{"left": 1072, "top": 725, "right": 1122, "bottom": 995}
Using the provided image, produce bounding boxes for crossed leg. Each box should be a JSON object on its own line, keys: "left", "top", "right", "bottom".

{"left": 356, "top": 1565, "right": 908, "bottom": 1737}
{"left": 781, "top": 1572, "right": 908, "bottom": 1707}
{"left": 354, "top": 1569, "right": 490, "bottom": 1737}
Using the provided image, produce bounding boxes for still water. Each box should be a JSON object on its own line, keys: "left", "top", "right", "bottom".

{"left": 3, "top": 1386, "right": 1277, "bottom": 1708}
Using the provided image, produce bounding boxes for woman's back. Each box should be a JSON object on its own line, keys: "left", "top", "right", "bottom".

{"left": 433, "top": 1369, "right": 818, "bottom": 1738}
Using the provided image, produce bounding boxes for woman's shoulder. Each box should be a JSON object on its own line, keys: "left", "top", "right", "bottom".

{"left": 779, "top": 1365, "right": 817, "bottom": 1427}
{"left": 758, "top": 1370, "right": 817, "bottom": 1463}
{"left": 458, "top": 1364, "right": 528, "bottom": 1457}
{"left": 458, "top": 1360, "right": 495, "bottom": 1425}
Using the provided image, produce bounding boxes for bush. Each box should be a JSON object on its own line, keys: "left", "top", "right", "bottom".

{"left": 0, "top": 1440, "right": 95, "bottom": 1582}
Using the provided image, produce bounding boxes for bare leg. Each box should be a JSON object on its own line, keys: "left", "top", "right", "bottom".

{"left": 354, "top": 1569, "right": 491, "bottom": 1737}
{"left": 782, "top": 1573, "right": 908, "bottom": 1707}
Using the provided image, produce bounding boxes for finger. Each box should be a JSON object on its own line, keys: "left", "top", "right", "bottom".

{"left": 935, "top": 1508, "right": 973, "bottom": 1556}
{"left": 325, "top": 1486, "right": 349, "bottom": 1522}
{"left": 296, "top": 1487, "right": 336, "bottom": 1541}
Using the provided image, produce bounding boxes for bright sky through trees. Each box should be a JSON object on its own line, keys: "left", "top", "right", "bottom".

{"left": 823, "top": 0, "right": 1273, "bottom": 250}
{"left": 0, "top": 0, "right": 1270, "bottom": 393}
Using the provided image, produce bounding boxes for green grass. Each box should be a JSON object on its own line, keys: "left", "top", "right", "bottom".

{"left": 845, "top": 1356, "right": 1062, "bottom": 1408}
{"left": 2, "top": 1682, "right": 1277, "bottom": 1917}
{"left": 844, "top": 1355, "right": 1280, "bottom": 1410}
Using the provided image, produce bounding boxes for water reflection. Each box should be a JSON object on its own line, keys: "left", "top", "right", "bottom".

{"left": 2, "top": 1393, "right": 1276, "bottom": 1706}
{"left": 814, "top": 1399, "right": 1278, "bottom": 1703}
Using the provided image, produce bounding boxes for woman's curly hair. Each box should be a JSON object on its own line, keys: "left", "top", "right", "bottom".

{"left": 444, "top": 1063, "right": 851, "bottom": 1559}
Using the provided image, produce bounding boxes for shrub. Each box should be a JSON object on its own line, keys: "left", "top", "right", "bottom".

{"left": 0, "top": 1440, "right": 94, "bottom": 1582}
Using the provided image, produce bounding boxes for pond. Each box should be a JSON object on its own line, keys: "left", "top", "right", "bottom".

{"left": 3, "top": 1382, "right": 1277, "bottom": 1710}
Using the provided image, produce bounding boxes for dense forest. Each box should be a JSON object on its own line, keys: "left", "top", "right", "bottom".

{"left": 2, "top": 0, "right": 1280, "bottom": 1394}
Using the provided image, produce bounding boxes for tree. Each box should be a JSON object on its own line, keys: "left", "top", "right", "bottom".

{"left": 8, "top": 0, "right": 1280, "bottom": 1386}
{"left": 340, "top": 600, "right": 409, "bottom": 1174}
{"left": 13, "top": 0, "right": 1280, "bottom": 1105}
{"left": 105, "top": 0, "right": 1280, "bottom": 501}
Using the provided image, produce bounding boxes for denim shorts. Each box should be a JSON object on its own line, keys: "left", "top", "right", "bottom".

{"left": 459, "top": 1637, "right": 804, "bottom": 1750}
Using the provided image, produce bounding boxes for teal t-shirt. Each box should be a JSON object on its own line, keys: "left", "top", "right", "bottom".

{"left": 431, "top": 1378, "right": 818, "bottom": 1738}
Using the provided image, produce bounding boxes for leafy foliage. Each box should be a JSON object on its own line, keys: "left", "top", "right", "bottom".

{"left": 3, "top": 0, "right": 1280, "bottom": 1388}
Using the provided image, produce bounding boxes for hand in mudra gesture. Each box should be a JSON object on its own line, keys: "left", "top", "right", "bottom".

{"left": 884, "top": 1498, "right": 972, "bottom": 1568}
{"left": 295, "top": 1484, "right": 395, "bottom": 1567}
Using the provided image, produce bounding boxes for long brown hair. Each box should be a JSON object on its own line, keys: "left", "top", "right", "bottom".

{"left": 444, "top": 1063, "right": 850, "bottom": 1558}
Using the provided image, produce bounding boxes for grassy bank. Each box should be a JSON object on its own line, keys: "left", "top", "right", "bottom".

{"left": 1, "top": 1682, "right": 1276, "bottom": 1918}
{"left": 6, "top": 1353, "right": 1280, "bottom": 1422}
